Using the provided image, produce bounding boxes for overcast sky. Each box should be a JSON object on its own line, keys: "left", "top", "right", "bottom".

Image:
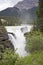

{"left": 0, "top": 0, "right": 23, "bottom": 11}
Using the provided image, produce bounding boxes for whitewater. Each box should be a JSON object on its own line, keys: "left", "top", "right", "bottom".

{"left": 5, "top": 25, "right": 32, "bottom": 57}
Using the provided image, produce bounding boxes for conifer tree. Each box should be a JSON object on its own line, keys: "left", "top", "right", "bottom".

{"left": 37, "top": 0, "right": 43, "bottom": 31}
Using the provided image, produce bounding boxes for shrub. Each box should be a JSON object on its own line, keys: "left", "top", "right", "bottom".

{"left": 25, "top": 31, "right": 43, "bottom": 53}
{"left": 0, "top": 49, "right": 19, "bottom": 65}
{"left": 15, "top": 51, "right": 43, "bottom": 65}
{"left": 0, "top": 48, "right": 43, "bottom": 65}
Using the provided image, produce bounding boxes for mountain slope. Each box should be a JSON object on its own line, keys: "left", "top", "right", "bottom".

{"left": 0, "top": 6, "right": 37, "bottom": 17}
{"left": 0, "top": 7, "right": 20, "bottom": 16}
{"left": 15, "top": 0, "right": 38, "bottom": 10}
{"left": 20, "top": 6, "right": 38, "bottom": 24}
{"left": 0, "top": 6, "right": 37, "bottom": 25}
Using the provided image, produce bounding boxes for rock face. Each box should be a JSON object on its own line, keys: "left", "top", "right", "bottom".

{"left": 0, "top": 26, "right": 14, "bottom": 52}
{"left": 15, "top": 0, "right": 38, "bottom": 10}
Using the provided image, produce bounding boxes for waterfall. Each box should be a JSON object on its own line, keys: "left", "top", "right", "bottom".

{"left": 5, "top": 25, "right": 32, "bottom": 57}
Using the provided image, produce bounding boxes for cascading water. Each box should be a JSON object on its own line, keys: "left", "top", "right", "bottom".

{"left": 5, "top": 25, "right": 32, "bottom": 57}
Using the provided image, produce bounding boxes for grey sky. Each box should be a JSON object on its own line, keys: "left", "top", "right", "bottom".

{"left": 0, "top": 0, "right": 23, "bottom": 11}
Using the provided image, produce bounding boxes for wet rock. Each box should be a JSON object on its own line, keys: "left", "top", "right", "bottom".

{"left": 0, "top": 27, "right": 14, "bottom": 53}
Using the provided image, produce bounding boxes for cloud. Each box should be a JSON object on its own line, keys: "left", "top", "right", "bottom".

{"left": 0, "top": 0, "right": 23, "bottom": 11}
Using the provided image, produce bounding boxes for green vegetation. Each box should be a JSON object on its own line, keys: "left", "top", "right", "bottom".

{"left": 0, "top": 0, "right": 43, "bottom": 65}
{"left": 0, "top": 16, "right": 35, "bottom": 26}
{"left": 25, "top": 31, "right": 43, "bottom": 53}
{"left": 36, "top": 0, "right": 43, "bottom": 31}
{"left": 0, "top": 49, "right": 43, "bottom": 65}
{"left": 0, "top": 49, "right": 19, "bottom": 65}
{"left": 0, "top": 16, "right": 21, "bottom": 26}
{"left": 15, "top": 51, "right": 43, "bottom": 65}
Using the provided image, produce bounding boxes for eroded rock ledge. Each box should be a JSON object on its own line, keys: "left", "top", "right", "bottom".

{"left": 0, "top": 26, "right": 14, "bottom": 52}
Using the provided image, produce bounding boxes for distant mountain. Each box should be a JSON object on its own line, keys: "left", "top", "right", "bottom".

{"left": 21, "top": 6, "right": 37, "bottom": 17}
{"left": 0, "top": 0, "right": 38, "bottom": 25}
{"left": 15, "top": 0, "right": 38, "bottom": 10}
{"left": 25, "top": 6, "right": 37, "bottom": 18}
{"left": 0, "top": 7, "right": 20, "bottom": 16}
{"left": 20, "top": 6, "right": 38, "bottom": 24}
{"left": 0, "top": 6, "right": 37, "bottom": 24}
{"left": 0, "top": 6, "right": 37, "bottom": 17}
{"left": 0, "top": 0, "right": 38, "bottom": 17}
